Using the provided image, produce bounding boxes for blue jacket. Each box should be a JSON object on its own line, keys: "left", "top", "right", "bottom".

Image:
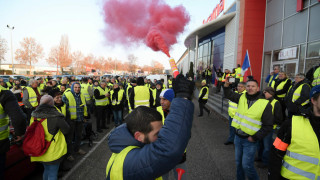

{"left": 107, "top": 98, "right": 194, "bottom": 180}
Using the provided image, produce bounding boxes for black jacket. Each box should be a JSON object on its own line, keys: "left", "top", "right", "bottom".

{"left": 155, "top": 89, "right": 162, "bottom": 107}
{"left": 285, "top": 79, "right": 310, "bottom": 114}
{"left": 223, "top": 86, "right": 273, "bottom": 141}
{"left": 111, "top": 88, "right": 125, "bottom": 111}
{"left": 198, "top": 85, "right": 208, "bottom": 103}
{"left": 268, "top": 108, "right": 320, "bottom": 180}
{"left": 0, "top": 90, "right": 27, "bottom": 154}
{"left": 273, "top": 78, "right": 291, "bottom": 99}
{"left": 268, "top": 97, "right": 283, "bottom": 126}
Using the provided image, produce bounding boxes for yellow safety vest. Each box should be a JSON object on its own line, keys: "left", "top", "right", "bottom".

{"left": 271, "top": 79, "right": 289, "bottom": 98}
{"left": 106, "top": 146, "right": 162, "bottom": 180}
{"left": 134, "top": 86, "right": 150, "bottom": 108}
{"left": 168, "top": 80, "right": 172, "bottom": 88}
{"left": 270, "top": 99, "right": 278, "bottom": 129}
{"left": 235, "top": 67, "right": 243, "bottom": 82}
{"left": 126, "top": 84, "right": 132, "bottom": 113}
{"left": 228, "top": 90, "right": 246, "bottom": 118}
{"left": 231, "top": 94, "right": 269, "bottom": 135}
{"left": 205, "top": 69, "right": 212, "bottom": 76}
{"left": 55, "top": 104, "right": 67, "bottom": 117}
{"left": 268, "top": 74, "right": 278, "bottom": 87}
{"left": 81, "top": 83, "right": 91, "bottom": 101}
{"left": 26, "top": 86, "right": 40, "bottom": 107}
{"left": 150, "top": 88, "right": 157, "bottom": 106}
{"left": 199, "top": 86, "right": 209, "bottom": 100}
{"left": 39, "top": 83, "right": 46, "bottom": 92}
{"left": 290, "top": 83, "right": 310, "bottom": 106}
{"left": 95, "top": 86, "right": 110, "bottom": 106}
{"left": 30, "top": 118, "right": 67, "bottom": 162}
{"left": 156, "top": 106, "right": 165, "bottom": 124}
{"left": 0, "top": 93, "right": 9, "bottom": 140}
{"left": 281, "top": 116, "right": 320, "bottom": 180}
{"left": 312, "top": 66, "right": 320, "bottom": 87}
{"left": 64, "top": 91, "right": 88, "bottom": 120}
{"left": 111, "top": 89, "right": 124, "bottom": 106}
{"left": 6, "top": 82, "right": 15, "bottom": 88}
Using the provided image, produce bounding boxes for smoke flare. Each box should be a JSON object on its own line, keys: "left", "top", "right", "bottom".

{"left": 102, "top": 0, "right": 190, "bottom": 57}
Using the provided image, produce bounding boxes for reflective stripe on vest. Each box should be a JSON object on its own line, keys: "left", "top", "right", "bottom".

{"left": 30, "top": 117, "right": 67, "bottom": 162}
{"left": 312, "top": 67, "right": 320, "bottom": 87}
{"left": 281, "top": 115, "right": 320, "bottom": 180}
{"left": 26, "top": 87, "right": 40, "bottom": 107}
{"left": 65, "top": 92, "right": 87, "bottom": 120}
{"left": 199, "top": 86, "right": 209, "bottom": 100}
{"left": 0, "top": 98, "right": 9, "bottom": 140}
{"left": 168, "top": 80, "right": 172, "bottom": 88}
{"left": 228, "top": 91, "right": 246, "bottom": 118}
{"left": 95, "top": 86, "right": 109, "bottom": 106}
{"left": 272, "top": 79, "right": 289, "bottom": 98}
{"left": 81, "top": 83, "right": 91, "bottom": 101}
{"left": 55, "top": 104, "right": 67, "bottom": 117}
{"left": 231, "top": 94, "right": 269, "bottom": 135}
{"left": 292, "top": 83, "right": 310, "bottom": 106}
{"left": 270, "top": 99, "right": 278, "bottom": 129}
{"left": 111, "top": 89, "right": 124, "bottom": 106}
{"left": 134, "top": 86, "right": 150, "bottom": 108}
{"left": 268, "top": 74, "right": 278, "bottom": 87}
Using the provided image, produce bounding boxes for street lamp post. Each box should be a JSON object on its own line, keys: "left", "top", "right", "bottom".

{"left": 7, "top": 25, "right": 14, "bottom": 74}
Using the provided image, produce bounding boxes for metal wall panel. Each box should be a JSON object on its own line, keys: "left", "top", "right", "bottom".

{"left": 266, "top": 0, "right": 284, "bottom": 27}
{"left": 283, "top": 10, "right": 308, "bottom": 48}
{"left": 223, "top": 16, "right": 236, "bottom": 71}
{"left": 308, "top": 3, "right": 320, "bottom": 41}
{"left": 264, "top": 22, "right": 282, "bottom": 52}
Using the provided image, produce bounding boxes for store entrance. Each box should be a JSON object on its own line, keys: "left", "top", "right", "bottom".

{"left": 272, "top": 60, "right": 298, "bottom": 80}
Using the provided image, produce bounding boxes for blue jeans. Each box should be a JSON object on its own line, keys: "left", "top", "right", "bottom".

{"left": 113, "top": 110, "right": 122, "bottom": 125}
{"left": 227, "top": 116, "right": 235, "bottom": 143}
{"left": 42, "top": 163, "right": 60, "bottom": 180}
{"left": 258, "top": 130, "right": 274, "bottom": 165}
{"left": 234, "top": 135, "right": 259, "bottom": 180}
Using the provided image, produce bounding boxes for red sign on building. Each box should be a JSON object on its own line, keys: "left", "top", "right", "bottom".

{"left": 203, "top": 0, "right": 225, "bottom": 24}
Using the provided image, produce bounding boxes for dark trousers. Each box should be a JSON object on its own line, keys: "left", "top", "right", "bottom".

{"left": 95, "top": 106, "right": 107, "bottom": 130}
{"left": 199, "top": 100, "right": 210, "bottom": 115}
{"left": 278, "top": 98, "right": 287, "bottom": 122}
{"left": 216, "top": 81, "right": 222, "bottom": 93}
{"left": 25, "top": 108, "right": 34, "bottom": 125}
{"left": 66, "top": 120, "right": 83, "bottom": 154}
{"left": 0, "top": 153, "right": 6, "bottom": 180}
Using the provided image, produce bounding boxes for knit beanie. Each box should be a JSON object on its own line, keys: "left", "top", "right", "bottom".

{"left": 159, "top": 89, "right": 175, "bottom": 102}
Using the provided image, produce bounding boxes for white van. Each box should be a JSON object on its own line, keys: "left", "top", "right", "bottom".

{"left": 146, "top": 74, "right": 170, "bottom": 88}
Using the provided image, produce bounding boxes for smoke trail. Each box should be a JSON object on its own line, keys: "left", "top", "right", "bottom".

{"left": 102, "top": 0, "right": 190, "bottom": 57}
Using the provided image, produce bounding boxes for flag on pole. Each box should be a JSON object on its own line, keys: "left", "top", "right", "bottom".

{"left": 241, "top": 50, "right": 251, "bottom": 76}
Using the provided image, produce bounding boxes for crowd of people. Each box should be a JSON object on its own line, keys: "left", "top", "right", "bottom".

{"left": 0, "top": 74, "right": 182, "bottom": 180}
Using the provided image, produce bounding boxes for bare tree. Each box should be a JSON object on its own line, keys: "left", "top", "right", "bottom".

{"left": 47, "top": 35, "right": 72, "bottom": 74}
{"left": 15, "top": 37, "right": 43, "bottom": 75}
{"left": 151, "top": 60, "right": 165, "bottom": 74}
{"left": 72, "top": 51, "right": 85, "bottom": 74}
{"left": 127, "top": 54, "right": 137, "bottom": 74}
{"left": 0, "top": 36, "right": 8, "bottom": 70}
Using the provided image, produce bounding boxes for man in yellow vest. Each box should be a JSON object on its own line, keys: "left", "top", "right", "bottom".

{"left": 94, "top": 80, "right": 110, "bottom": 132}
{"left": 23, "top": 79, "right": 41, "bottom": 124}
{"left": 0, "top": 86, "right": 27, "bottom": 179}
{"left": 205, "top": 66, "right": 212, "bottom": 86}
{"left": 30, "top": 95, "right": 70, "bottom": 180}
{"left": 110, "top": 83, "right": 125, "bottom": 127}
{"left": 256, "top": 87, "right": 283, "bottom": 169}
{"left": 6, "top": 77, "right": 15, "bottom": 90}
{"left": 149, "top": 83, "right": 157, "bottom": 108}
{"left": 224, "top": 79, "right": 273, "bottom": 180}
{"left": 126, "top": 79, "right": 136, "bottom": 113}
{"left": 62, "top": 82, "right": 88, "bottom": 161}
{"left": 168, "top": 77, "right": 173, "bottom": 88}
{"left": 106, "top": 74, "right": 194, "bottom": 180}
{"left": 285, "top": 73, "right": 311, "bottom": 119}
{"left": 198, "top": 80, "right": 210, "bottom": 117}
{"left": 129, "top": 77, "right": 153, "bottom": 110}
{"left": 81, "top": 78, "right": 93, "bottom": 115}
{"left": 235, "top": 64, "right": 243, "bottom": 84}
{"left": 265, "top": 66, "right": 280, "bottom": 87}
{"left": 225, "top": 82, "right": 246, "bottom": 145}
{"left": 269, "top": 85, "right": 320, "bottom": 180}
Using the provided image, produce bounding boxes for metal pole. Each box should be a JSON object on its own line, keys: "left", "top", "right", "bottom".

{"left": 7, "top": 26, "right": 14, "bottom": 74}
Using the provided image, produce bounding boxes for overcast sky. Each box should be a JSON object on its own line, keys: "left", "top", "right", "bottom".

{"left": 0, "top": 0, "right": 233, "bottom": 69}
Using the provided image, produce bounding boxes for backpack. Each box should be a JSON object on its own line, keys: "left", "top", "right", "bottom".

{"left": 22, "top": 117, "right": 56, "bottom": 157}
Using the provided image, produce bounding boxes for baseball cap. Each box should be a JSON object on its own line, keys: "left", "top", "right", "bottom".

{"left": 310, "top": 85, "right": 320, "bottom": 99}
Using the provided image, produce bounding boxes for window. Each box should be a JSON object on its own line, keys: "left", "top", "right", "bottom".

{"left": 299, "top": 44, "right": 306, "bottom": 73}
{"left": 307, "top": 41, "right": 320, "bottom": 58}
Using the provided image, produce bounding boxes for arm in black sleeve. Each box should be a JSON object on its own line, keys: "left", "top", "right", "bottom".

{"left": 1, "top": 90, "right": 26, "bottom": 136}
{"left": 129, "top": 88, "right": 135, "bottom": 110}
{"left": 149, "top": 89, "right": 154, "bottom": 107}
{"left": 252, "top": 103, "right": 273, "bottom": 141}
{"left": 268, "top": 119, "right": 292, "bottom": 180}
{"left": 198, "top": 87, "right": 207, "bottom": 100}
{"left": 223, "top": 86, "right": 241, "bottom": 103}
{"left": 56, "top": 116, "right": 70, "bottom": 135}
{"left": 275, "top": 79, "right": 292, "bottom": 96}
{"left": 94, "top": 88, "right": 106, "bottom": 99}
{"left": 274, "top": 101, "right": 284, "bottom": 126}
{"left": 294, "top": 84, "right": 311, "bottom": 105}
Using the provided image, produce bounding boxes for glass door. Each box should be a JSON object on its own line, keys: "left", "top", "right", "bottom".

{"left": 271, "top": 60, "right": 298, "bottom": 81}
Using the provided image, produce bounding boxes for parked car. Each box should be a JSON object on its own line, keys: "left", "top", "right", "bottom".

{"left": 9, "top": 75, "right": 28, "bottom": 80}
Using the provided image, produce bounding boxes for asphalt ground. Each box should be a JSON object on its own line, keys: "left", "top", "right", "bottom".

{"left": 24, "top": 97, "right": 269, "bottom": 180}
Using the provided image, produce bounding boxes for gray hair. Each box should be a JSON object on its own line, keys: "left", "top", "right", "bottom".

{"left": 40, "top": 95, "right": 54, "bottom": 106}
{"left": 296, "top": 73, "right": 305, "bottom": 79}
{"left": 29, "top": 79, "right": 37, "bottom": 86}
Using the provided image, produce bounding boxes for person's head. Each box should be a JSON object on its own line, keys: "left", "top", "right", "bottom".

{"left": 88, "top": 78, "right": 93, "bottom": 84}
{"left": 310, "top": 85, "right": 320, "bottom": 114}
{"left": 237, "top": 82, "right": 246, "bottom": 93}
{"left": 232, "top": 68, "right": 236, "bottom": 74}
{"left": 156, "top": 81, "right": 162, "bottom": 89}
{"left": 82, "top": 77, "right": 88, "bottom": 83}
{"left": 60, "top": 84, "right": 66, "bottom": 92}
{"left": 40, "top": 95, "right": 54, "bottom": 106}
{"left": 61, "top": 79, "right": 67, "bottom": 85}
{"left": 73, "top": 83, "right": 81, "bottom": 94}
{"left": 0, "top": 78, "right": 5, "bottom": 87}
{"left": 9, "top": 78, "right": 13, "bottom": 82}
{"left": 111, "top": 78, "right": 115, "bottom": 83}
{"left": 150, "top": 83, "right": 156, "bottom": 89}
{"left": 46, "top": 81, "right": 52, "bottom": 87}
{"left": 29, "top": 79, "right": 38, "bottom": 88}
{"left": 93, "top": 80, "right": 99, "bottom": 86}
{"left": 294, "top": 73, "right": 305, "bottom": 83}
{"left": 147, "top": 79, "right": 151, "bottom": 84}
{"left": 201, "top": 80, "right": 206, "bottom": 86}
{"left": 153, "top": 79, "right": 157, "bottom": 83}
{"left": 113, "top": 83, "right": 119, "bottom": 89}
{"left": 263, "top": 87, "right": 275, "bottom": 99}
{"left": 137, "top": 77, "right": 144, "bottom": 86}
{"left": 273, "top": 66, "right": 280, "bottom": 74}
{"left": 14, "top": 80, "right": 20, "bottom": 85}
{"left": 52, "top": 80, "right": 57, "bottom": 87}
{"left": 237, "top": 64, "right": 241, "bottom": 68}
{"left": 160, "top": 89, "right": 174, "bottom": 110}
{"left": 126, "top": 106, "right": 163, "bottom": 144}
{"left": 144, "top": 78, "right": 148, "bottom": 83}
{"left": 278, "top": 72, "right": 287, "bottom": 80}
{"left": 49, "top": 89, "right": 62, "bottom": 104}
{"left": 100, "top": 80, "right": 107, "bottom": 88}
{"left": 131, "top": 79, "right": 137, "bottom": 86}
{"left": 161, "top": 79, "right": 164, "bottom": 83}
{"left": 246, "top": 79, "right": 260, "bottom": 95}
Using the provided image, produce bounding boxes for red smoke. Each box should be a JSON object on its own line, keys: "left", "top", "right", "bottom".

{"left": 102, "top": 0, "right": 190, "bottom": 57}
